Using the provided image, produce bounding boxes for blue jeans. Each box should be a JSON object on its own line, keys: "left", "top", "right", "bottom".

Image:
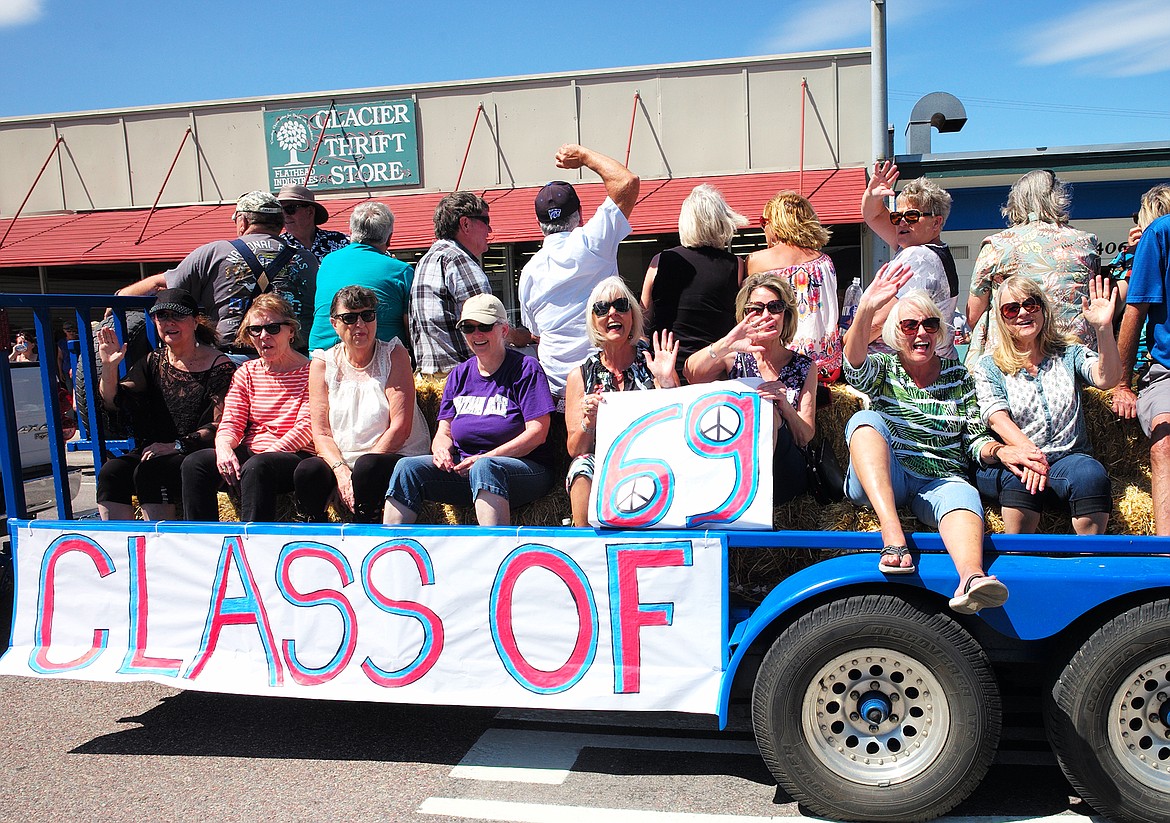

{"left": 387, "top": 454, "right": 552, "bottom": 514}
{"left": 976, "top": 451, "right": 1110, "bottom": 517}
{"left": 844, "top": 410, "right": 983, "bottom": 528}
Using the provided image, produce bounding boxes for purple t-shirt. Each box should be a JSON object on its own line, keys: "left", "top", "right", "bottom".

{"left": 439, "top": 349, "right": 555, "bottom": 463}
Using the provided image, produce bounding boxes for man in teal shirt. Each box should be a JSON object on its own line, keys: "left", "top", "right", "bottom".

{"left": 308, "top": 201, "right": 413, "bottom": 352}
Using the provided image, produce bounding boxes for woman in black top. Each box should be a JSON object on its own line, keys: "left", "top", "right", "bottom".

{"left": 641, "top": 184, "right": 748, "bottom": 367}
{"left": 95, "top": 288, "right": 235, "bottom": 521}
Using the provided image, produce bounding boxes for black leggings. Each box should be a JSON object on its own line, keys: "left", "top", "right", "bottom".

{"left": 294, "top": 452, "right": 405, "bottom": 523}
{"left": 96, "top": 451, "right": 185, "bottom": 506}
{"left": 181, "top": 446, "right": 309, "bottom": 522}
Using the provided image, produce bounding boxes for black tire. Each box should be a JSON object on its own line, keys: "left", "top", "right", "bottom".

{"left": 1044, "top": 599, "right": 1170, "bottom": 823}
{"left": 752, "top": 594, "right": 1001, "bottom": 822}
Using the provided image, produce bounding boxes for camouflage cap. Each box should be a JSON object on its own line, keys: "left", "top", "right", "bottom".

{"left": 235, "top": 190, "right": 283, "bottom": 215}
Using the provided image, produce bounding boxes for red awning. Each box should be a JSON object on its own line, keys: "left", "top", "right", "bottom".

{"left": 0, "top": 168, "right": 865, "bottom": 268}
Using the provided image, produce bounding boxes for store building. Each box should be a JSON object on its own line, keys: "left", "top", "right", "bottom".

{"left": 0, "top": 50, "right": 874, "bottom": 326}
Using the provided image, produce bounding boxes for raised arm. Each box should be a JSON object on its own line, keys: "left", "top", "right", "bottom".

{"left": 1083, "top": 275, "right": 1122, "bottom": 389}
{"left": 555, "top": 144, "right": 640, "bottom": 217}
{"left": 843, "top": 262, "right": 913, "bottom": 368}
{"left": 861, "top": 161, "right": 901, "bottom": 249}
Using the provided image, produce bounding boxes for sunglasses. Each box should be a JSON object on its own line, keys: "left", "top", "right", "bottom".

{"left": 245, "top": 322, "right": 291, "bottom": 337}
{"left": 744, "top": 300, "right": 787, "bottom": 316}
{"left": 1132, "top": 212, "right": 1141, "bottom": 225}
{"left": 757, "top": 215, "right": 768, "bottom": 228}
{"left": 889, "top": 209, "right": 936, "bottom": 225}
{"left": 1000, "top": 296, "right": 1042, "bottom": 319}
{"left": 897, "top": 317, "right": 942, "bottom": 335}
{"left": 592, "top": 297, "right": 631, "bottom": 316}
{"left": 151, "top": 310, "right": 191, "bottom": 323}
{"left": 466, "top": 214, "right": 492, "bottom": 230}
{"left": 282, "top": 203, "right": 313, "bottom": 215}
{"left": 458, "top": 321, "right": 497, "bottom": 335}
{"left": 333, "top": 309, "right": 377, "bottom": 325}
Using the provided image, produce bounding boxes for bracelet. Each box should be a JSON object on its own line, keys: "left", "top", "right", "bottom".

{"left": 708, "top": 344, "right": 721, "bottom": 360}
{"left": 330, "top": 458, "right": 346, "bottom": 470}
{"left": 581, "top": 419, "right": 593, "bottom": 432}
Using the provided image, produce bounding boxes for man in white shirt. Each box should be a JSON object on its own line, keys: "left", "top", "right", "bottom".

{"left": 519, "top": 144, "right": 639, "bottom": 410}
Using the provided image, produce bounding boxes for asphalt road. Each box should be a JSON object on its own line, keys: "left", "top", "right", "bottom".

{"left": 0, "top": 672, "right": 1100, "bottom": 823}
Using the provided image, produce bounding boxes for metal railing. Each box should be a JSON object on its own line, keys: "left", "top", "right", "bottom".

{"left": 0, "top": 294, "right": 154, "bottom": 520}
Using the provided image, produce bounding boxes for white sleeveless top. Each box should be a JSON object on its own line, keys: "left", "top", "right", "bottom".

{"left": 312, "top": 337, "right": 430, "bottom": 465}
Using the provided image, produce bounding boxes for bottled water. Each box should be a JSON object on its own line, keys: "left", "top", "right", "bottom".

{"left": 839, "top": 277, "right": 862, "bottom": 331}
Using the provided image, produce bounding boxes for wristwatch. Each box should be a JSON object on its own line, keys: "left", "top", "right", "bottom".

{"left": 708, "top": 344, "right": 720, "bottom": 359}
{"left": 172, "top": 439, "right": 183, "bottom": 454}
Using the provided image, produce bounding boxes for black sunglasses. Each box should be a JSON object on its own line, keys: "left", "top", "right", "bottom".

{"left": 1000, "top": 296, "right": 1042, "bottom": 319}
{"left": 245, "top": 322, "right": 291, "bottom": 337}
{"left": 591, "top": 297, "right": 631, "bottom": 316}
{"left": 889, "top": 209, "right": 936, "bottom": 225}
{"left": 1133, "top": 212, "right": 1141, "bottom": 225}
{"left": 458, "top": 321, "right": 497, "bottom": 335}
{"left": 466, "top": 214, "right": 491, "bottom": 230}
{"left": 333, "top": 309, "right": 377, "bottom": 325}
{"left": 897, "top": 317, "right": 942, "bottom": 335}
{"left": 151, "top": 310, "right": 190, "bottom": 323}
{"left": 282, "top": 203, "right": 312, "bottom": 215}
{"left": 744, "top": 300, "right": 787, "bottom": 316}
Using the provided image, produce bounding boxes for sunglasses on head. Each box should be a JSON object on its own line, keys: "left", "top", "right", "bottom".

{"left": 151, "top": 310, "right": 189, "bottom": 323}
{"left": 282, "top": 203, "right": 312, "bottom": 215}
{"left": 591, "top": 297, "right": 631, "bottom": 316}
{"left": 889, "top": 209, "right": 936, "bottom": 225}
{"left": 898, "top": 317, "right": 942, "bottom": 335}
{"left": 333, "top": 309, "right": 377, "bottom": 325}
{"left": 744, "top": 300, "right": 787, "bottom": 316}
{"left": 245, "top": 322, "right": 291, "bottom": 337}
{"left": 1000, "top": 296, "right": 1042, "bottom": 319}
{"left": 458, "top": 321, "right": 497, "bottom": 335}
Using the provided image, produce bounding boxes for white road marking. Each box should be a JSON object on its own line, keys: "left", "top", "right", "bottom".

{"left": 451, "top": 728, "right": 759, "bottom": 784}
{"left": 420, "top": 797, "right": 1100, "bottom": 822}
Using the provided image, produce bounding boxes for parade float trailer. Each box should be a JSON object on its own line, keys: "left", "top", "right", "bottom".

{"left": 1, "top": 295, "right": 1168, "bottom": 823}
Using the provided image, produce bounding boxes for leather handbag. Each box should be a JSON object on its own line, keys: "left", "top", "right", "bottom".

{"left": 801, "top": 439, "right": 845, "bottom": 504}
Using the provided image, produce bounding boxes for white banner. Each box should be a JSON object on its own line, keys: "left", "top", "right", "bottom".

{"left": 0, "top": 523, "right": 726, "bottom": 714}
{"left": 589, "top": 380, "right": 774, "bottom": 530}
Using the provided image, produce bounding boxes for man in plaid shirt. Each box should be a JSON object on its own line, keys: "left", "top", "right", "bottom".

{"left": 409, "top": 192, "right": 495, "bottom": 375}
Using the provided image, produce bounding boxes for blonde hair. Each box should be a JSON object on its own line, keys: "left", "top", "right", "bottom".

{"left": 761, "top": 190, "right": 830, "bottom": 251}
{"left": 989, "top": 276, "right": 1073, "bottom": 375}
{"left": 678, "top": 184, "right": 748, "bottom": 249}
{"left": 880, "top": 290, "right": 949, "bottom": 355}
{"left": 1138, "top": 183, "right": 1170, "bottom": 230}
{"left": 585, "top": 276, "right": 644, "bottom": 348}
{"left": 898, "top": 177, "right": 952, "bottom": 224}
{"left": 234, "top": 293, "right": 302, "bottom": 349}
{"left": 1002, "top": 169, "right": 1070, "bottom": 226}
{"left": 734, "top": 273, "right": 799, "bottom": 346}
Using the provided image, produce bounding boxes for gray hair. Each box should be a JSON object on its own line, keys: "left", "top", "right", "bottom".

{"left": 898, "top": 177, "right": 952, "bottom": 225}
{"left": 678, "top": 184, "right": 748, "bottom": 249}
{"left": 540, "top": 211, "right": 581, "bottom": 236}
{"left": 433, "top": 192, "right": 489, "bottom": 240}
{"left": 880, "top": 289, "right": 949, "bottom": 355}
{"left": 585, "top": 276, "right": 644, "bottom": 348}
{"left": 350, "top": 201, "right": 395, "bottom": 245}
{"left": 243, "top": 210, "right": 284, "bottom": 231}
{"left": 1002, "top": 169, "right": 1070, "bottom": 226}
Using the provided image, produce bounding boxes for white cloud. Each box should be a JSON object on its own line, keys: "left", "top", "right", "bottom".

{"left": 761, "top": 0, "right": 938, "bottom": 53}
{"left": 0, "top": 0, "right": 42, "bottom": 27}
{"left": 1023, "top": 0, "right": 1170, "bottom": 77}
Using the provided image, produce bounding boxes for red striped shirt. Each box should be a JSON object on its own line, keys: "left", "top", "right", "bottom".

{"left": 217, "top": 359, "right": 314, "bottom": 454}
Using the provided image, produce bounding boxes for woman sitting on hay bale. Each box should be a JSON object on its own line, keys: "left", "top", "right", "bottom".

{"left": 383, "top": 294, "right": 555, "bottom": 527}
{"left": 294, "top": 286, "right": 431, "bottom": 523}
{"left": 685, "top": 273, "right": 818, "bottom": 505}
{"left": 971, "top": 275, "right": 1120, "bottom": 535}
{"left": 565, "top": 276, "right": 679, "bottom": 527}
{"left": 841, "top": 264, "right": 1041, "bottom": 614}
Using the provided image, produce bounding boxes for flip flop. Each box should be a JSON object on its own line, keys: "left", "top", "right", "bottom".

{"left": 878, "top": 545, "right": 916, "bottom": 575}
{"left": 949, "top": 574, "right": 1009, "bottom": 614}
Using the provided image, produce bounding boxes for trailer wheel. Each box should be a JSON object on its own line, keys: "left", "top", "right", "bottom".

{"left": 752, "top": 594, "right": 1000, "bottom": 822}
{"left": 1045, "top": 599, "right": 1170, "bottom": 823}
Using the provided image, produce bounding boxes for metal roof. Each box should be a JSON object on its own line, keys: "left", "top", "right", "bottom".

{"left": 0, "top": 168, "right": 865, "bottom": 269}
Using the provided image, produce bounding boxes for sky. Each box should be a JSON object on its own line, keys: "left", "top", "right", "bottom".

{"left": 1, "top": 0, "right": 1168, "bottom": 156}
